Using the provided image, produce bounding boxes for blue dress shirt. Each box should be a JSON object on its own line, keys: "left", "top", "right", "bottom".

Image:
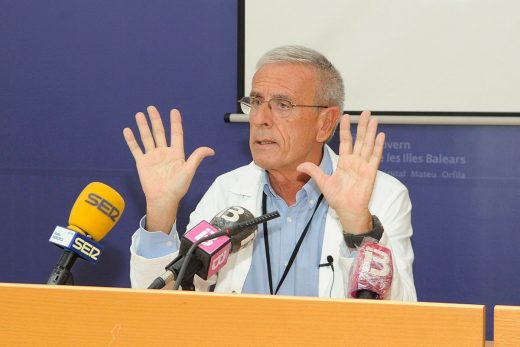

{"left": 241, "top": 151, "right": 332, "bottom": 296}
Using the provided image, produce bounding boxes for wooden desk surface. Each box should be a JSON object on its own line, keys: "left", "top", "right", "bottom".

{"left": 0, "top": 283, "right": 485, "bottom": 346}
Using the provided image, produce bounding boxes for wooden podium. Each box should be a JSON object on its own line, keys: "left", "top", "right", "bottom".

{"left": 0, "top": 283, "right": 484, "bottom": 346}
{"left": 495, "top": 305, "right": 520, "bottom": 346}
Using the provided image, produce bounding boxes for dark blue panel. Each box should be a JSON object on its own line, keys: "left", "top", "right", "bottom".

{"left": 376, "top": 124, "right": 520, "bottom": 339}
{"left": 0, "top": 0, "right": 243, "bottom": 288}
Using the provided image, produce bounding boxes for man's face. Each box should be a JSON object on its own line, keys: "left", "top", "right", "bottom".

{"left": 249, "top": 63, "right": 325, "bottom": 173}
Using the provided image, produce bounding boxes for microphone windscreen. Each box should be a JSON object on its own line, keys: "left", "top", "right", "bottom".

{"left": 68, "top": 182, "right": 125, "bottom": 241}
{"left": 349, "top": 242, "right": 393, "bottom": 299}
{"left": 182, "top": 220, "right": 232, "bottom": 280}
{"left": 210, "top": 206, "right": 256, "bottom": 252}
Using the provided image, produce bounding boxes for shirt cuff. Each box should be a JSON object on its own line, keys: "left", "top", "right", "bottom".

{"left": 134, "top": 215, "right": 179, "bottom": 258}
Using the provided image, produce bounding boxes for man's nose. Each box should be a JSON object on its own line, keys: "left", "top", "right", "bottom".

{"left": 250, "top": 100, "right": 273, "bottom": 126}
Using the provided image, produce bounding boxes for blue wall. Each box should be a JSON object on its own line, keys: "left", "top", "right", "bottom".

{"left": 1, "top": 1, "right": 519, "bottom": 340}
{"left": 377, "top": 124, "right": 520, "bottom": 339}
{"left": 0, "top": 0, "right": 247, "bottom": 286}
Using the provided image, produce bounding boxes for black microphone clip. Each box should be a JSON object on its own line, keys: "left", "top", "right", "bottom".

{"left": 318, "top": 255, "right": 334, "bottom": 271}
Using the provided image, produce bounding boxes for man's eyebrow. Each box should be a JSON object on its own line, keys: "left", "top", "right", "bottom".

{"left": 250, "top": 91, "right": 293, "bottom": 101}
{"left": 271, "top": 93, "right": 292, "bottom": 101}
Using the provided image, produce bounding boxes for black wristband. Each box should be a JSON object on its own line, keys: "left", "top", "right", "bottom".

{"left": 343, "top": 215, "right": 384, "bottom": 248}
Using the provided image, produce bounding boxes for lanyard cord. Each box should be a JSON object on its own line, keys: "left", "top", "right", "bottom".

{"left": 262, "top": 192, "right": 324, "bottom": 295}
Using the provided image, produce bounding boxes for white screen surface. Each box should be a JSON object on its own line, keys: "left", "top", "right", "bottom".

{"left": 244, "top": 0, "right": 520, "bottom": 112}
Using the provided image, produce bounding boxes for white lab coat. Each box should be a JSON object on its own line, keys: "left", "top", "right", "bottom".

{"left": 130, "top": 145, "right": 417, "bottom": 301}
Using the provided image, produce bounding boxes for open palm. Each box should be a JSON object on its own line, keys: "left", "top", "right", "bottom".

{"left": 123, "top": 106, "right": 214, "bottom": 232}
{"left": 298, "top": 111, "right": 384, "bottom": 233}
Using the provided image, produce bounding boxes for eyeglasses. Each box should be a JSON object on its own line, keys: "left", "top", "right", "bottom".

{"left": 238, "top": 96, "right": 328, "bottom": 118}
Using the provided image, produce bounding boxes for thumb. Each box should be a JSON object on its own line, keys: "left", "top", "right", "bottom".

{"left": 186, "top": 146, "right": 215, "bottom": 173}
{"left": 297, "top": 162, "right": 328, "bottom": 189}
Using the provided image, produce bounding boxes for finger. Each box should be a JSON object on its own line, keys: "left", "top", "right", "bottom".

{"left": 360, "top": 117, "right": 378, "bottom": 161}
{"left": 170, "top": 109, "right": 185, "bottom": 160}
{"left": 123, "top": 127, "right": 143, "bottom": 160}
{"left": 185, "top": 147, "right": 215, "bottom": 174}
{"left": 352, "top": 110, "right": 370, "bottom": 156}
{"left": 135, "top": 111, "right": 156, "bottom": 153}
{"left": 369, "top": 132, "right": 385, "bottom": 169}
{"left": 338, "top": 114, "right": 353, "bottom": 156}
{"left": 147, "top": 105, "right": 167, "bottom": 148}
{"left": 296, "top": 162, "right": 328, "bottom": 189}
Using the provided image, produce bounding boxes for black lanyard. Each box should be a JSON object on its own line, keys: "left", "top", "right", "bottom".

{"left": 262, "top": 192, "right": 324, "bottom": 295}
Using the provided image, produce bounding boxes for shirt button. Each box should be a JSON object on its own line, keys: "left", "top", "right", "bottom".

{"left": 166, "top": 241, "right": 173, "bottom": 247}
{"left": 286, "top": 217, "right": 292, "bottom": 223}
{"left": 284, "top": 263, "right": 288, "bottom": 267}
{"left": 309, "top": 199, "right": 315, "bottom": 205}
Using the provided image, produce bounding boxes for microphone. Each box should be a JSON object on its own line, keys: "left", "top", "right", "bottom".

{"left": 47, "top": 182, "right": 125, "bottom": 285}
{"left": 348, "top": 241, "right": 393, "bottom": 299}
{"left": 148, "top": 207, "right": 280, "bottom": 290}
{"left": 210, "top": 206, "right": 259, "bottom": 252}
{"left": 319, "top": 255, "right": 334, "bottom": 270}
{"left": 172, "top": 209, "right": 280, "bottom": 290}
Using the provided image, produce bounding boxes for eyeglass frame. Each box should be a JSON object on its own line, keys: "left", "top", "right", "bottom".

{"left": 238, "top": 96, "right": 329, "bottom": 117}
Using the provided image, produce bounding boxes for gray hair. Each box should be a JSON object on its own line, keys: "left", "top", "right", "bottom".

{"left": 256, "top": 45, "right": 345, "bottom": 115}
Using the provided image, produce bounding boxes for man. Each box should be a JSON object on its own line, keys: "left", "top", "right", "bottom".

{"left": 123, "top": 45, "right": 416, "bottom": 300}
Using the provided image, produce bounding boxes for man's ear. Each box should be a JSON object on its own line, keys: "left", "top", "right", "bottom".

{"left": 316, "top": 106, "right": 340, "bottom": 143}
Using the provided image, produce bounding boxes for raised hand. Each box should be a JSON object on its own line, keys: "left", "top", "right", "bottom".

{"left": 123, "top": 106, "right": 214, "bottom": 233}
{"left": 297, "top": 111, "right": 385, "bottom": 234}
